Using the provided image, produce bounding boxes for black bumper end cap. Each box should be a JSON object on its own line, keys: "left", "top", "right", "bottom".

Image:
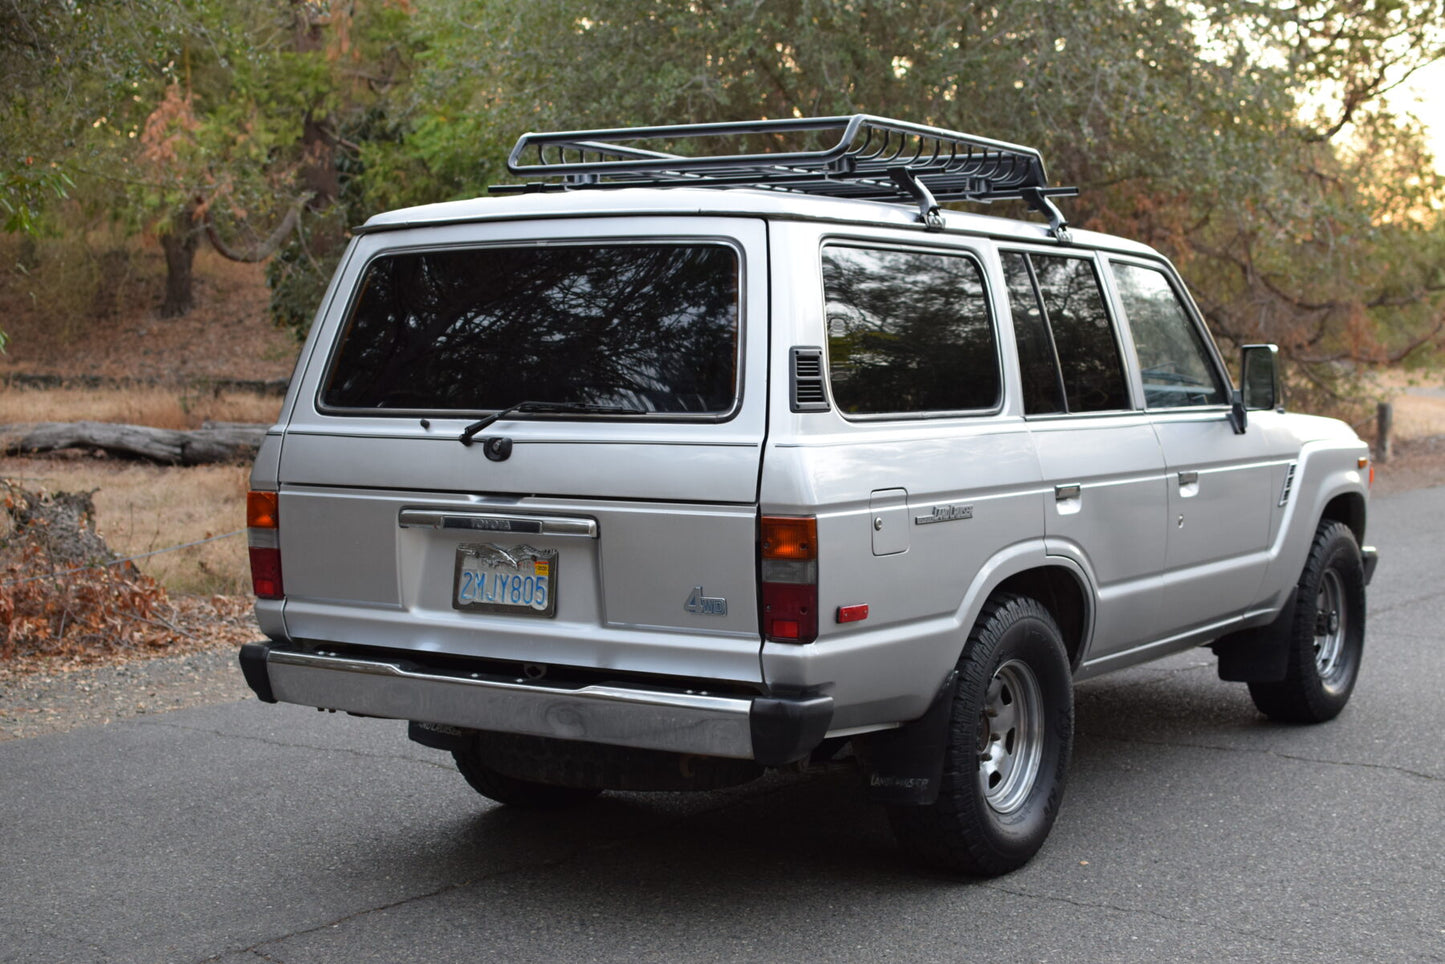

{"left": 238, "top": 642, "right": 277, "bottom": 703}
{"left": 749, "top": 695, "right": 834, "bottom": 768}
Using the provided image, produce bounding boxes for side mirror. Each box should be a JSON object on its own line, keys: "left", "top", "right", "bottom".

{"left": 1241, "top": 344, "right": 1282, "bottom": 412}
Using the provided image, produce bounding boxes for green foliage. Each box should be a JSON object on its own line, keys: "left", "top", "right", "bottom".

{"left": 423, "top": 0, "right": 1445, "bottom": 388}
{"left": 2, "top": 0, "right": 1443, "bottom": 392}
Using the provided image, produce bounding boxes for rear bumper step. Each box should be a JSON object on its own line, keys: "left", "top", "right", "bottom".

{"left": 238, "top": 643, "right": 831, "bottom": 766}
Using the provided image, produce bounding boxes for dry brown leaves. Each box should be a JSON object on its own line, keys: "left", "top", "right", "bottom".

{"left": 1, "top": 479, "right": 256, "bottom": 675}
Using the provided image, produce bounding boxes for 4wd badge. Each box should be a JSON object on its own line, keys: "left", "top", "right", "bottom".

{"left": 685, "top": 586, "right": 728, "bottom": 616}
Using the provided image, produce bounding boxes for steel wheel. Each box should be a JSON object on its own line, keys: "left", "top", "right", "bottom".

{"left": 1313, "top": 568, "right": 1348, "bottom": 687}
{"left": 978, "top": 659, "right": 1044, "bottom": 814}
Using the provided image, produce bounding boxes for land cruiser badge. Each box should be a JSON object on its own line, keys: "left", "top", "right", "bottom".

{"left": 915, "top": 503, "right": 974, "bottom": 525}
{"left": 685, "top": 586, "right": 728, "bottom": 616}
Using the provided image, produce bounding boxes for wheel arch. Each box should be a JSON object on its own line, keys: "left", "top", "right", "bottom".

{"left": 991, "top": 566, "right": 1090, "bottom": 671}
{"left": 1320, "top": 490, "right": 1366, "bottom": 546}
{"left": 950, "top": 540, "right": 1093, "bottom": 673}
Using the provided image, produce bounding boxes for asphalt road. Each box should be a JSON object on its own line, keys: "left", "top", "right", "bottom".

{"left": 2, "top": 487, "right": 1442, "bottom": 964}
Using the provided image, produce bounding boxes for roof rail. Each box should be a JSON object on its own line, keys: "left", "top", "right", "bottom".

{"left": 494, "top": 114, "right": 1077, "bottom": 239}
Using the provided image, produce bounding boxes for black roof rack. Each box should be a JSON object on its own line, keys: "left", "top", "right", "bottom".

{"left": 493, "top": 114, "right": 1077, "bottom": 240}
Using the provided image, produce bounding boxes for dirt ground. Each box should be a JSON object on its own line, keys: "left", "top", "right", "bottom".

{"left": 0, "top": 246, "right": 299, "bottom": 384}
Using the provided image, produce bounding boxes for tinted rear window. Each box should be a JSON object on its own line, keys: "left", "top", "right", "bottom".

{"left": 322, "top": 244, "right": 740, "bottom": 414}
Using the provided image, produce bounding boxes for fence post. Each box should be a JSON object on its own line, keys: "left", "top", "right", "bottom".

{"left": 1376, "top": 401, "right": 1393, "bottom": 463}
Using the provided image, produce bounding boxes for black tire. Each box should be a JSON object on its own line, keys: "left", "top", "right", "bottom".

{"left": 1248, "top": 520, "right": 1366, "bottom": 723}
{"left": 888, "top": 594, "right": 1074, "bottom": 877}
{"left": 452, "top": 744, "right": 603, "bottom": 809}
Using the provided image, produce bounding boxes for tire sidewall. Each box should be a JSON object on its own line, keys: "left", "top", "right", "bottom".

{"left": 1293, "top": 524, "right": 1366, "bottom": 708}
{"left": 948, "top": 600, "right": 1073, "bottom": 863}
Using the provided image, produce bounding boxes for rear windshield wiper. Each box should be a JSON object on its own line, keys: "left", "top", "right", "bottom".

{"left": 459, "top": 400, "right": 648, "bottom": 446}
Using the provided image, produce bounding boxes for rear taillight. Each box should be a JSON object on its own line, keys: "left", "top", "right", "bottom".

{"left": 760, "top": 515, "right": 817, "bottom": 644}
{"left": 247, "top": 490, "right": 283, "bottom": 600}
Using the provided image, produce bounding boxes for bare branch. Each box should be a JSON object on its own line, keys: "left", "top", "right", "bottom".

{"left": 203, "top": 192, "right": 312, "bottom": 263}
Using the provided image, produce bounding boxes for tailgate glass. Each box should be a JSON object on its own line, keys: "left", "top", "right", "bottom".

{"left": 321, "top": 243, "right": 739, "bottom": 415}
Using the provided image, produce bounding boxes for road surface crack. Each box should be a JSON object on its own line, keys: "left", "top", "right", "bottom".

{"left": 1096, "top": 734, "right": 1440, "bottom": 782}
{"left": 135, "top": 717, "right": 454, "bottom": 771}
{"left": 194, "top": 774, "right": 818, "bottom": 963}
{"left": 981, "top": 883, "right": 1312, "bottom": 953}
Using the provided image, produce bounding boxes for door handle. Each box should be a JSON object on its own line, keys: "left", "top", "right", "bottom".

{"left": 1054, "top": 484, "right": 1081, "bottom": 501}
{"left": 1178, "top": 471, "right": 1199, "bottom": 485}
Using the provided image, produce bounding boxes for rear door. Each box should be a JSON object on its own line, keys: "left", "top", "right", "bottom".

{"left": 1001, "top": 249, "right": 1169, "bottom": 660}
{"left": 273, "top": 216, "right": 770, "bottom": 685}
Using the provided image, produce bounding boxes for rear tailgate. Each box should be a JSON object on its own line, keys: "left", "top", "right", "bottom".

{"left": 270, "top": 216, "right": 769, "bottom": 686}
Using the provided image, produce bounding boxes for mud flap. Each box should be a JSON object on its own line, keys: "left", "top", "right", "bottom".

{"left": 854, "top": 670, "right": 957, "bottom": 807}
{"left": 1211, "top": 587, "right": 1298, "bottom": 682}
{"left": 407, "top": 720, "right": 474, "bottom": 751}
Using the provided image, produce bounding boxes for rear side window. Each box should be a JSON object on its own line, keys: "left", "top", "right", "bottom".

{"left": 1002, "top": 252, "right": 1130, "bottom": 414}
{"left": 822, "top": 244, "right": 1000, "bottom": 416}
{"left": 322, "top": 243, "right": 740, "bottom": 414}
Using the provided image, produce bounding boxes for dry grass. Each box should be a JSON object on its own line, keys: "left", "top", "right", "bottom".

{"left": 1373, "top": 369, "right": 1445, "bottom": 439}
{"left": 1390, "top": 392, "right": 1445, "bottom": 440}
{"left": 0, "top": 384, "right": 282, "bottom": 429}
{"left": 0, "top": 384, "right": 276, "bottom": 596}
{"left": 1, "top": 456, "right": 250, "bottom": 595}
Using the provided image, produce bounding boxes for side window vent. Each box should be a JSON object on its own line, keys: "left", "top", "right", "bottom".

{"left": 790, "top": 347, "right": 830, "bottom": 412}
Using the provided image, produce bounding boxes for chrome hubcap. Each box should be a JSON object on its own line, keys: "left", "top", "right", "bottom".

{"left": 1313, "top": 569, "right": 1347, "bottom": 682}
{"left": 977, "top": 659, "right": 1044, "bottom": 814}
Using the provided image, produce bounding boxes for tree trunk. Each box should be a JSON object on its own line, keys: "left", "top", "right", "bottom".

{"left": 159, "top": 204, "right": 200, "bottom": 318}
{"left": 1, "top": 421, "right": 266, "bottom": 465}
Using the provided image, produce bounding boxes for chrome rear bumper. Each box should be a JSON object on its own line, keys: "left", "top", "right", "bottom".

{"left": 239, "top": 643, "right": 831, "bottom": 766}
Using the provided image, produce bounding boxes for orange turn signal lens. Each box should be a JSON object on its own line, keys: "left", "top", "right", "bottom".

{"left": 247, "top": 491, "right": 279, "bottom": 529}
{"left": 761, "top": 516, "right": 817, "bottom": 561}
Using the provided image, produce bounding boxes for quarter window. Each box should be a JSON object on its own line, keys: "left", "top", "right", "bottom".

{"left": 822, "top": 245, "right": 1000, "bottom": 416}
{"left": 1110, "top": 262, "right": 1226, "bottom": 409}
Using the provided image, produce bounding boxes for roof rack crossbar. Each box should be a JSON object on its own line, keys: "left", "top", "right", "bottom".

{"left": 496, "top": 115, "right": 1076, "bottom": 232}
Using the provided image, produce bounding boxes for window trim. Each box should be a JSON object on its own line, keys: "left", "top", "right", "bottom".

{"left": 1104, "top": 255, "right": 1233, "bottom": 413}
{"left": 819, "top": 238, "right": 1005, "bottom": 423}
{"left": 313, "top": 236, "right": 749, "bottom": 424}
{"left": 999, "top": 246, "right": 1138, "bottom": 418}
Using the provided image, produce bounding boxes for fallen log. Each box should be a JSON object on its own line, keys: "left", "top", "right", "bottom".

{"left": 0, "top": 420, "right": 267, "bottom": 465}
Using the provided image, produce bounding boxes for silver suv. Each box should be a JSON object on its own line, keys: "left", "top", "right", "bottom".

{"left": 239, "top": 116, "right": 1378, "bottom": 876}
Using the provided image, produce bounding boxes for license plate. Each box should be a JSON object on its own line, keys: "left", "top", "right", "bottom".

{"left": 452, "top": 544, "right": 558, "bottom": 617}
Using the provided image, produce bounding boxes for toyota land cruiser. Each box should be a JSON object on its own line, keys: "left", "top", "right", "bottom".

{"left": 238, "top": 116, "right": 1378, "bottom": 876}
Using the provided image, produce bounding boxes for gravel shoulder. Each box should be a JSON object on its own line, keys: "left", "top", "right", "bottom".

{"left": 0, "top": 642, "right": 254, "bottom": 741}
{"left": 2, "top": 440, "right": 1441, "bottom": 743}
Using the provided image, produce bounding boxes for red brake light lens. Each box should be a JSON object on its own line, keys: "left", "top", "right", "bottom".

{"left": 248, "top": 546, "right": 284, "bottom": 600}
